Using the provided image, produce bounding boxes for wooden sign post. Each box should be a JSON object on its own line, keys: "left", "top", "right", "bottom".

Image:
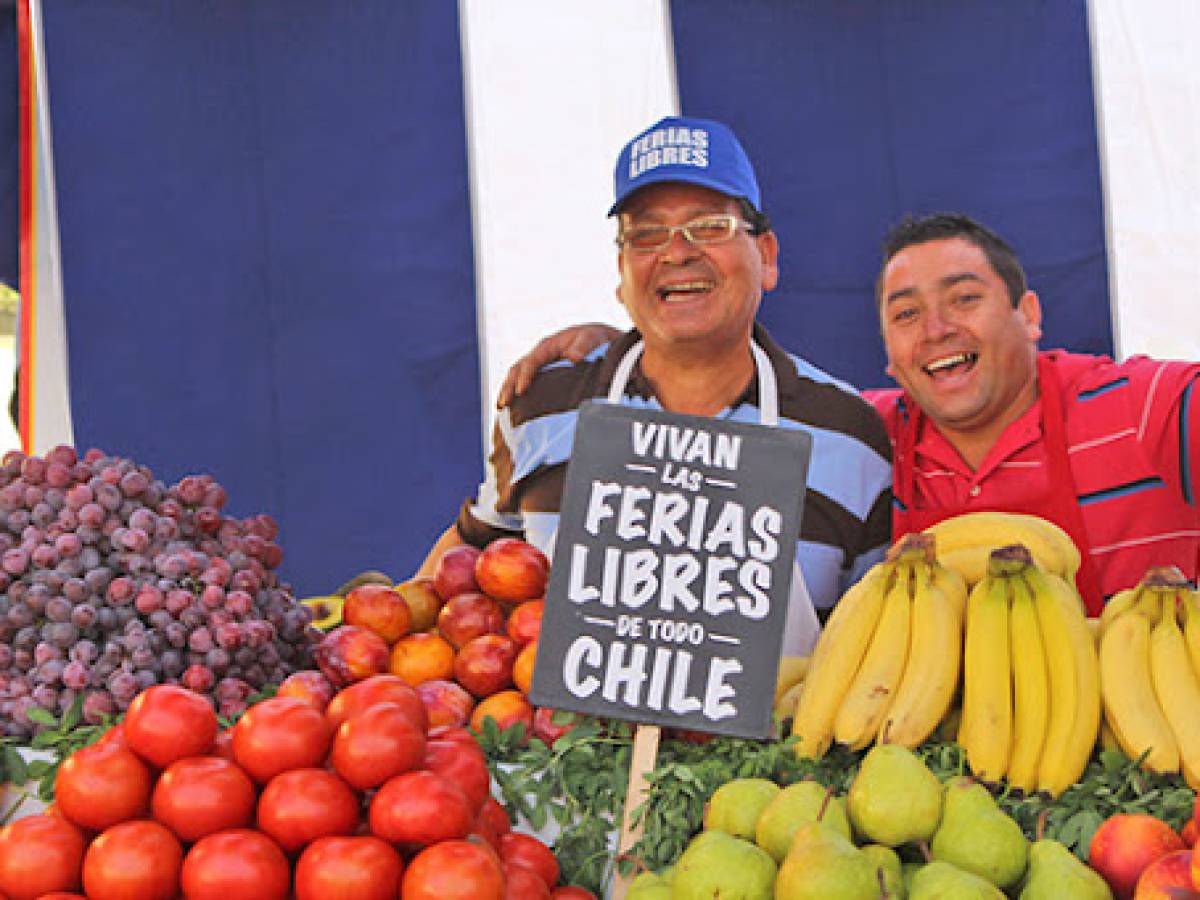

{"left": 530, "top": 402, "right": 811, "bottom": 896}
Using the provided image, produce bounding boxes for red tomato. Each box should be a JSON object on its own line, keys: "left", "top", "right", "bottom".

{"left": 82, "top": 819, "right": 182, "bottom": 900}
{"left": 331, "top": 701, "right": 427, "bottom": 790}
{"left": 0, "top": 814, "right": 85, "bottom": 899}
{"left": 369, "top": 770, "right": 473, "bottom": 846}
{"left": 151, "top": 755, "right": 256, "bottom": 842}
{"left": 231, "top": 696, "right": 333, "bottom": 782}
{"left": 55, "top": 741, "right": 153, "bottom": 831}
{"left": 401, "top": 839, "right": 504, "bottom": 900}
{"left": 325, "top": 674, "right": 428, "bottom": 732}
{"left": 294, "top": 835, "right": 404, "bottom": 900}
{"left": 257, "top": 768, "right": 361, "bottom": 853}
{"left": 472, "top": 795, "right": 512, "bottom": 850}
{"left": 180, "top": 829, "right": 290, "bottom": 900}
{"left": 33, "top": 894, "right": 87, "bottom": 899}
{"left": 504, "top": 860, "right": 552, "bottom": 899}
{"left": 123, "top": 684, "right": 218, "bottom": 768}
{"left": 499, "top": 832, "right": 560, "bottom": 889}
{"left": 424, "top": 736, "right": 491, "bottom": 815}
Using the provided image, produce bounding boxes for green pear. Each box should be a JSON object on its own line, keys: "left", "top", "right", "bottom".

{"left": 756, "top": 780, "right": 851, "bottom": 863}
{"left": 909, "top": 861, "right": 1006, "bottom": 899}
{"left": 1019, "top": 837, "right": 1113, "bottom": 899}
{"left": 929, "top": 777, "right": 1028, "bottom": 889}
{"left": 705, "top": 777, "right": 782, "bottom": 840}
{"left": 671, "top": 829, "right": 775, "bottom": 900}
{"left": 848, "top": 744, "right": 943, "bottom": 846}
{"left": 624, "top": 869, "right": 672, "bottom": 899}
{"left": 861, "top": 844, "right": 906, "bottom": 899}
{"left": 774, "top": 822, "right": 880, "bottom": 900}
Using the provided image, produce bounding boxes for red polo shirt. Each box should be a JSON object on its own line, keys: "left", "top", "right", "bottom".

{"left": 868, "top": 351, "right": 1200, "bottom": 599}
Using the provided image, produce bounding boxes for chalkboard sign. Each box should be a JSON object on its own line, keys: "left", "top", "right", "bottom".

{"left": 530, "top": 401, "right": 812, "bottom": 739}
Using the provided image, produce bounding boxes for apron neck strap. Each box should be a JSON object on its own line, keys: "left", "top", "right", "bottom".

{"left": 606, "top": 339, "right": 779, "bottom": 426}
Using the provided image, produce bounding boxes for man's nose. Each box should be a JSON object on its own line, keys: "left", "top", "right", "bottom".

{"left": 660, "top": 226, "right": 700, "bottom": 263}
{"left": 922, "top": 305, "right": 956, "bottom": 340}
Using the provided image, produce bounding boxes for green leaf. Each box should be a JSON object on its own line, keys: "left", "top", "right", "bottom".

{"left": 26, "top": 707, "right": 58, "bottom": 727}
{"left": 2, "top": 746, "right": 27, "bottom": 785}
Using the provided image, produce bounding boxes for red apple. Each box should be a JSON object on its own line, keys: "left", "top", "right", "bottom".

{"left": 416, "top": 678, "right": 476, "bottom": 729}
{"left": 1136, "top": 849, "right": 1200, "bottom": 898}
{"left": 433, "top": 545, "right": 482, "bottom": 601}
{"left": 532, "top": 707, "right": 581, "bottom": 747}
{"left": 313, "top": 625, "right": 391, "bottom": 688}
{"left": 275, "top": 669, "right": 336, "bottom": 711}
{"left": 455, "top": 634, "right": 517, "bottom": 698}
{"left": 437, "top": 592, "right": 506, "bottom": 649}
{"left": 506, "top": 599, "right": 544, "bottom": 646}
{"left": 394, "top": 576, "right": 444, "bottom": 633}
{"left": 1091, "top": 814, "right": 1186, "bottom": 899}
{"left": 475, "top": 538, "right": 549, "bottom": 604}
{"left": 343, "top": 584, "right": 412, "bottom": 644}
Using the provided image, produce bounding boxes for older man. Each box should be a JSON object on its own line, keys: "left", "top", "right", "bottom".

{"left": 419, "top": 116, "right": 892, "bottom": 653}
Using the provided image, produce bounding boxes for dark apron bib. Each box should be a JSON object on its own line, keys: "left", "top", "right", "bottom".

{"left": 893, "top": 356, "right": 1104, "bottom": 616}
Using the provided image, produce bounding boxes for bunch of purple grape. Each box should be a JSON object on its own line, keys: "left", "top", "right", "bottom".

{"left": 0, "top": 445, "right": 318, "bottom": 738}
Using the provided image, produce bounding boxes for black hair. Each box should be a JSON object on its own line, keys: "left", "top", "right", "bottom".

{"left": 878, "top": 213, "right": 1027, "bottom": 307}
{"left": 738, "top": 198, "right": 771, "bottom": 235}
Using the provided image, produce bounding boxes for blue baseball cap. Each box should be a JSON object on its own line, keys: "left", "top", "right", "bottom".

{"left": 608, "top": 115, "right": 762, "bottom": 216}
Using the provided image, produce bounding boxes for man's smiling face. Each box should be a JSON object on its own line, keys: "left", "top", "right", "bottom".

{"left": 615, "top": 182, "right": 778, "bottom": 358}
{"left": 880, "top": 237, "right": 1043, "bottom": 447}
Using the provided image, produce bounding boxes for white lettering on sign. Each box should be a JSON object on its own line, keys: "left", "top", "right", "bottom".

{"left": 630, "top": 421, "right": 742, "bottom": 471}
{"left": 568, "top": 544, "right": 772, "bottom": 618}
{"left": 559, "top": 636, "right": 744, "bottom": 722}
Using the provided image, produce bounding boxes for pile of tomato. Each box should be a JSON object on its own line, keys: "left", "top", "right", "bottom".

{"left": 0, "top": 680, "right": 595, "bottom": 899}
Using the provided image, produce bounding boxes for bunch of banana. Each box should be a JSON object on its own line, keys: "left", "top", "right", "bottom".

{"left": 1100, "top": 566, "right": 1200, "bottom": 786}
{"left": 791, "top": 533, "right": 966, "bottom": 758}
{"left": 924, "top": 511, "right": 1081, "bottom": 589}
{"left": 957, "top": 545, "right": 1100, "bottom": 796}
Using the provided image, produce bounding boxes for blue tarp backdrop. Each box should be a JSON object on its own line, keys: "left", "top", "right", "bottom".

{"left": 32, "top": 2, "right": 1110, "bottom": 595}
{"left": 42, "top": 4, "right": 481, "bottom": 593}
{"left": 671, "top": 0, "right": 1110, "bottom": 386}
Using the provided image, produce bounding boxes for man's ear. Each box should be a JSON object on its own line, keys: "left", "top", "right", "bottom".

{"left": 1017, "top": 291, "right": 1043, "bottom": 342}
{"left": 758, "top": 231, "right": 780, "bottom": 292}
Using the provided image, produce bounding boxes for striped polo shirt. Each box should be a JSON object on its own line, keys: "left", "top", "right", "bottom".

{"left": 869, "top": 350, "right": 1200, "bottom": 597}
{"left": 458, "top": 324, "right": 893, "bottom": 611}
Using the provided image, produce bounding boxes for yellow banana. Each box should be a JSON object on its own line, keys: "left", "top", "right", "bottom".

{"left": 1006, "top": 573, "right": 1049, "bottom": 792}
{"left": 773, "top": 679, "right": 806, "bottom": 731}
{"left": 1099, "top": 585, "right": 1142, "bottom": 641}
{"left": 1148, "top": 589, "right": 1200, "bottom": 790}
{"left": 960, "top": 571, "right": 1012, "bottom": 782}
{"left": 1099, "top": 602, "right": 1179, "bottom": 775}
{"left": 879, "top": 560, "right": 962, "bottom": 749}
{"left": 834, "top": 563, "right": 913, "bottom": 750}
{"left": 792, "top": 561, "right": 893, "bottom": 759}
{"left": 924, "top": 511, "right": 1080, "bottom": 586}
{"left": 1182, "top": 591, "right": 1200, "bottom": 679}
{"left": 774, "top": 655, "right": 810, "bottom": 705}
{"left": 1025, "top": 565, "right": 1102, "bottom": 797}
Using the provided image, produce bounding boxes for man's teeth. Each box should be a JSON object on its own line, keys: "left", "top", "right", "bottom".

{"left": 659, "top": 281, "right": 712, "bottom": 299}
{"left": 924, "top": 352, "right": 977, "bottom": 374}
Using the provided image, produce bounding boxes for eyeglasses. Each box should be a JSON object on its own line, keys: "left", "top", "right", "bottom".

{"left": 616, "top": 214, "right": 753, "bottom": 252}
